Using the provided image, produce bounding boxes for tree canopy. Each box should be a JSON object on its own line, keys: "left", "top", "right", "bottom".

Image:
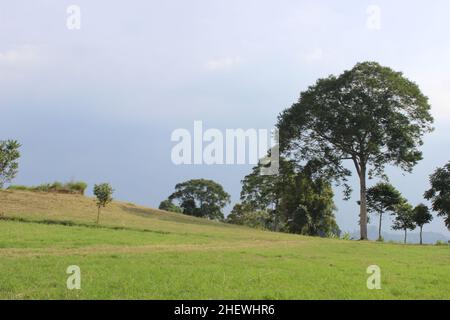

{"left": 366, "top": 182, "right": 403, "bottom": 240}
{"left": 0, "top": 140, "right": 21, "bottom": 188}
{"left": 413, "top": 204, "right": 433, "bottom": 245}
{"left": 168, "top": 179, "right": 230, "bottom": 220}
{"left": 93, "top": 183, "right": 114, "bottom": 224}
{"left": 277, "top": 62, "right": 433, "bottom": 240}
{"left": 238, "top": 158, "right": 339, "bottom": 237}
{"left": 159, "top": 199, "right": 183, "bottom": 213}
{"left": 226, "top": 203, "right": 272, "bottom": 230}
{"left": 392, "top": 202, "right": 416, "bottom": 244}
{"left": 424, "top": 161, "right": 450, "bottom": 230}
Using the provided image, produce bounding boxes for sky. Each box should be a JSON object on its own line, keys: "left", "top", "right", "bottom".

{"left": 1, "top": 0, "right": 450, "bottom": 236}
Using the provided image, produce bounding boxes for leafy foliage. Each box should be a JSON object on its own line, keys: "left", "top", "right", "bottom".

{"left": 93, "top": 183, "right": 114, "bottom": 208}
{"left": 226, "top": 203, "right": 272, "bottom": 230}
{"left": 93, "top": 183, "right": 114, "bottom": 224}
{"left": 277, "top": 62, "right": 433, "bottom": 239}
{"left": 0, "top": 140, "right": 21, "bottom": 188}
{"left": 158, "top": 199, "right": 183, "bottom": 213}
{"left": 413, "top": 203, "right": 433, "bottom": 245}
{"left": 168, "top": 179, "right": 230, "bottom": 220}
{"left": 239, "top": 158, "right": 340, "bottom": 237}
{"left": 424, "top": 161, "right": 450, "bottom": 229}
{"left": 366, "top": 182, "right": 403, "bottom": 240}
{"left": 392, "top": 202, "right": 416, "bottom": 243}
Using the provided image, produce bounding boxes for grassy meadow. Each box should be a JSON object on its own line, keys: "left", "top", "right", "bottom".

{"left": 0, "top": 190, "right": 449, "bottom": 299}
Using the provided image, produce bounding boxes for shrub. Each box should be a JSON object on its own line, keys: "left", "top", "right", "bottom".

{"left": 7, "top": 181, "right": 88, "bottom": 195}
{"left": 66, "top": 181, "right": 88, "bottom": 195}
{"left": 7, "top": 185, "right": 29, "bottom": 191}
{"left": 341, "top": 232, "right": 352, "bottom": 241}
{"left": 159, "top": 200, "right": 183, "bottom": 213}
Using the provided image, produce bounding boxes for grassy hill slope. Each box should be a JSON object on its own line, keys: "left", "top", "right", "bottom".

{"left": 0, "top": 190, "right": 449, "bottom": 299}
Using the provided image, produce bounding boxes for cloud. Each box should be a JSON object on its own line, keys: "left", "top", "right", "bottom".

{"left": 205, "top": 56, "right": 243, "bottom": 71}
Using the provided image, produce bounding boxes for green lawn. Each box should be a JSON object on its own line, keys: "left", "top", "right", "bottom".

{"left": 0, "top": 190, "right": 449, "bottom": 299}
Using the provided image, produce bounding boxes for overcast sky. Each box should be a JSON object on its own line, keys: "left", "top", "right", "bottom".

{"left": 1, "top": 0, "right": 450, "bottom": 236}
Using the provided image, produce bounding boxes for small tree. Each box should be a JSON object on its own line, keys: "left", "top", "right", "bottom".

{"left": 392, "top": 202, "right": 416, "bottom": 244}
{"left": 0, "top": 140, "right": 21, "bottom": 188}
{"left": 413, "top": 204, "right": 433, "bottom": 245}
{"left": 93, "top": 183, "right": 114, "bottom": 224}
{"left": 424, "top": 162, "right": 450, "bottom": 230}
{"left": 366, "top": 182, "right": 403, "bottom": 241}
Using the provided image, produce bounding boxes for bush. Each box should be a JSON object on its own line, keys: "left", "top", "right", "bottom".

{"left": 159, "top": 200, "right": 183, "bottom": 213}
{"left": 6, "top": 185, "right": 29, "bottom": 191}
{"left": 8, "top": 181, "right": 88, "bottom": 195}
{"left": 341, "top": 232, "right": 352, "bottom": 241}
{"left": 66, "top": 181, "right": 88, "bottom": 195}
{"left": 435, "top": 240, "right": 448, "bottom": 246}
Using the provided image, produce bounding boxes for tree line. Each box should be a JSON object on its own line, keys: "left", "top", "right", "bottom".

{"left": 1, "top": 62, "right": 450, "bottom": 243}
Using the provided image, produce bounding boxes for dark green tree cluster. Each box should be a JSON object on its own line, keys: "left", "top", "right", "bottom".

{"left": 230, "top": 158, "right": 340, "bottom": 237}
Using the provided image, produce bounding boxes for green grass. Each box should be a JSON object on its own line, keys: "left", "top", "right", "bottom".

{"left": 0, "top": 190, "right": 449, "bottom": 299}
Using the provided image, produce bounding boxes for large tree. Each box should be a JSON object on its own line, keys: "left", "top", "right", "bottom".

{"left": 0, "top": 140, "right": 21, "bottom": 188}
{"left": 412, "top": 204, "right": 433, "bottom": 245}
{"left": 424, "top": 162, "right": 450, "bottom": 230}
{"left": 168, "top": 179, "right": 230, "bottom": 220}
{"left": 239, "top": 158, "right": 295, "bottom": 231}
{"left": 277, "top": 62, "right": 433, "bottom": 240}
{"left": 366, "top": 182, "right": 403, "bottom": 241}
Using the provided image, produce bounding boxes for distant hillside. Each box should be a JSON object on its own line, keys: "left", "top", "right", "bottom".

{"left": 350, "top": 226, "right": 449, "bottom": 244}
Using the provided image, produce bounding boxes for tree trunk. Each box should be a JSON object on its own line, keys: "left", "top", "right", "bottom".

{"left": 96, "top": 207, "right": 101, "bottom": 224}
{"left": 378, "top": 212, "right": 383, "bottom": 241}
{"left": 420, "top": 226, "right": 423, "bottom": 245}
{"left": 359, "top": 165, "right": 368, "bottom": 240}
{"left": 404, "top": 229, "right": 407, "bottom": 244}
{"left": 273, "top": 201, "right": 279, "bottom": 232}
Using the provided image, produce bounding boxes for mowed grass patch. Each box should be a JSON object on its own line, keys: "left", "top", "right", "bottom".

{"left": 0, "top": 237, "right": 449, "bottom": 299}
{"left": 0, "top": 220, "right": 211, "bottom": 250}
